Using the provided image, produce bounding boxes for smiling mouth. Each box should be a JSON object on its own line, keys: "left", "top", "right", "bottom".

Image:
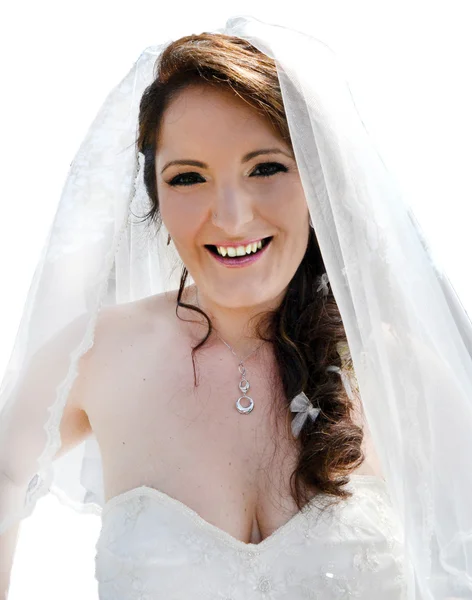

{"left": 204, "top": 236, "right": 273, "bottom": 258}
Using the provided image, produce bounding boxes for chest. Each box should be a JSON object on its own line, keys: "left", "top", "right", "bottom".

{"left": 84, "top": 330, "right": 305, "bottom": 544}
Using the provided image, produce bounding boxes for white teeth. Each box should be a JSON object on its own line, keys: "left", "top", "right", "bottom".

{"left": 216, "top": 239, "right": 266, "bottom": 257}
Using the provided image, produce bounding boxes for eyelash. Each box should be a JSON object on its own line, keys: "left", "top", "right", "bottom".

{"left": 166, "top": 162, "right": 289, "bottom": 187}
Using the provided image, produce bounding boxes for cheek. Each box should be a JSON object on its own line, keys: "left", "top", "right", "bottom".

{"left": 159, "top": 192, "right": 204, "bottom": 241}
{"left": 259, "top": 180, "right": 308, "bottom": 229}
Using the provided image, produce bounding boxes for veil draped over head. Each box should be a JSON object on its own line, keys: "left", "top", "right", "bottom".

{"left": 1, "top": 15, "right": 471, "bottom": 598}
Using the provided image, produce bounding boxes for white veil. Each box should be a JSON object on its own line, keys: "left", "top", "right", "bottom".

{"left": 1, "top": 15, "right": 471, "bottom": 598}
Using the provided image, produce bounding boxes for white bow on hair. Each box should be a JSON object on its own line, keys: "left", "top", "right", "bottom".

{"left": 316, "top": 272, "right": 330, "bottom": 296}
{"left": 326, "top": 365, "right": 354, "bottom": 400}
{"left": 289, "top": 391, "right": 321, "bottom": 438}
{"left": 290, "top": 365, "right": 354, "bottom": 438}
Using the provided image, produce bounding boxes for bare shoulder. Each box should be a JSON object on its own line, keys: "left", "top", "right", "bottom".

{"left": 54, "top": 292, "right": 178, "bottom": 459}
{"left": 93, "top": 289, "right": 178, "bottom": 347}
{"left": 71, "top": 289, "right": 184, "bottom": 409}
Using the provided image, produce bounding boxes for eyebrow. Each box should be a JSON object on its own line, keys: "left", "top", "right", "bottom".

{"left": 160, "top": 148, "right": 294, "bottom": 175}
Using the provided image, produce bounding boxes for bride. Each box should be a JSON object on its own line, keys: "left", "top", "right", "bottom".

{"left": 1, "top": 15, "right": 471, "bottom": 600}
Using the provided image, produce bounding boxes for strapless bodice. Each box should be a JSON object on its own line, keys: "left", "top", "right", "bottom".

{"left": 95, "top": 475, "right": 409, "bottom": 599}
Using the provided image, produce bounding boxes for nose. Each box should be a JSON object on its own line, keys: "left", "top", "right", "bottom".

{"left": 211, "top": 186, "right": 254, "bottom": 234}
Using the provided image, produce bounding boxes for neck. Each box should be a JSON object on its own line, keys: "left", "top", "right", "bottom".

{"left": 184, "top": 283, "right": 283, "bottom": 358}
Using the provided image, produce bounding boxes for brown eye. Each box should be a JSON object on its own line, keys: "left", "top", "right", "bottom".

{"left": 167, "top": 172, "right": 206, "bottom": 187}
{"left": 250, "top": 162, "right": 288, "bottom": 177}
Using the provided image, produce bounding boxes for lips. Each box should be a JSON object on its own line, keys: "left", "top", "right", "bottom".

{"left": 204, "top": 236, "right": 273, "bottom": 268}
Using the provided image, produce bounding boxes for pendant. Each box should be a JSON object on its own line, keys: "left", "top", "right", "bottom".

{"left": 236, "top": 395, "right": 254, "bottom": 414}
{"left": 235, "top": 374, "right": 254, "bottom": 414}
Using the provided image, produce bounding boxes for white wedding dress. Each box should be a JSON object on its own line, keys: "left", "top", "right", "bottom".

{"left": 94, "top": 474, "right": 411, "bottom": 599}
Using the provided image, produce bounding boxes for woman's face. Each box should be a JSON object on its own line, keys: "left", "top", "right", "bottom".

{"left": 155, "top": 84, "right": 310, "bottom": 310}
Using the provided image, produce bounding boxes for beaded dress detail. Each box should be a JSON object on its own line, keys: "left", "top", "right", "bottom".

{"left": 95, "top": 476, "right": 409, "bottom": 599}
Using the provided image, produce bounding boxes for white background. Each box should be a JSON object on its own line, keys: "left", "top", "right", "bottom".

{"left": 1, "top": 1, "right": 471, "bottom": 597}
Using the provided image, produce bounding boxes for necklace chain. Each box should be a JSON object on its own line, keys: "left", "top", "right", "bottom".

{"left": 194, "top": 287, "right": 265, "bottom": 414}
{"left": 215, "top": 333, "right": 266, "bottom": 365}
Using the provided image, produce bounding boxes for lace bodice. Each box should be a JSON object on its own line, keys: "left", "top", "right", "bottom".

{"left": 95, "top": 475, "right": 409, "bottom": 599}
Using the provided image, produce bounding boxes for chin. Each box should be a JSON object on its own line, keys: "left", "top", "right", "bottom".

{"left": 208, "top": 281, "right": 286, "bottom": 311}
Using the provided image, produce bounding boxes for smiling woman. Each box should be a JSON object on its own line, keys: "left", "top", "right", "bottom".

{"left": 1, "top": 14, "right": 472, "bottom": 600}
{"left": 149, "top": 82, "right": 312, "bottom": 312}
{"left": 135, "top": 37, "right": 365, "bottom": 510}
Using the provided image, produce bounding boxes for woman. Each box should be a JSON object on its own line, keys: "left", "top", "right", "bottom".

{"left": 1, "top": 15, "right": 471, "bottom": 600}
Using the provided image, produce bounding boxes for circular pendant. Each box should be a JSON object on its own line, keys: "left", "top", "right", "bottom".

{"left": 236, "top": 395, "right": 254, "bottom": 414}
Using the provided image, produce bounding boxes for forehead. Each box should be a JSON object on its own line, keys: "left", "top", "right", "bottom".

{"left": 156, "top": 84, "right": 282, "bottom": 151}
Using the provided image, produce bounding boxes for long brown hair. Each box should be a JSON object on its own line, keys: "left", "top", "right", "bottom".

{"left": 136, "top": 32, "right": 364, "bottom": 510}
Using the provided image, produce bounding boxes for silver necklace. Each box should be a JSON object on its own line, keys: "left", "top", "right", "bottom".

{"left": 195, "top": 288, "right": 265, "bottom": 414}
